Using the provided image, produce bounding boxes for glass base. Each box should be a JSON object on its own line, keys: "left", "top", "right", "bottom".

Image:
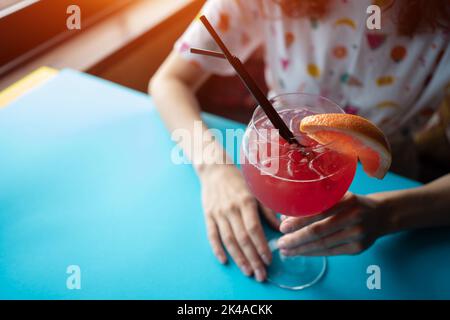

{"left": 267, "top": 239, "right": 327, "bottom": 290}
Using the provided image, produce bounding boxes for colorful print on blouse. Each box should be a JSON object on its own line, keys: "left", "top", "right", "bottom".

{"left": 174, "top": 0, "right": 450, "bottom": 135}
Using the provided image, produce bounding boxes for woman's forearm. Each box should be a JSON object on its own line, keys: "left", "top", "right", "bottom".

{"left": 150, "top": 72, "right": 228, "bottom": 176}
{"left": 371, "top": 173, "right": 450, "bottom": 234}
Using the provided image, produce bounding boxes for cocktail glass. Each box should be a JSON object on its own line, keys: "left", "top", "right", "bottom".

{"left": 241, "top": 93, "right": 357, "bottom": 290}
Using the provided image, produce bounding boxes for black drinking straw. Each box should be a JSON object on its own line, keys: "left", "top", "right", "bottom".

{"left": 193, "top": 15, "right": 299, "bottom": 145}
{"left": 190, "top": 48, "right": 226, "bottom": 59}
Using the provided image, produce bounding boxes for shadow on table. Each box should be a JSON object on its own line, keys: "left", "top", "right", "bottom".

{"left": 376, "top": 227, "right": 450, "bottom": 299}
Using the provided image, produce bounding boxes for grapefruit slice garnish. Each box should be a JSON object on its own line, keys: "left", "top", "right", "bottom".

{"left": 300, "top": 113, "right": 392, "bottom": 179}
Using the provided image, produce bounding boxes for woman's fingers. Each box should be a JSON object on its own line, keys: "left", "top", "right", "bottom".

{"left": 294, "top": 240, "right": 368, "bottom": 256}
{"left": 215, "top": 217, "right": 253, "bottom": 276}
{"left": 205, "top": 216, "right": 227, "bottom": 264}
{"left": 280, "top": 225, "right": 364, "bottom": 256}
{"left": 278, "top": 207, "right": 361, "bottom": 250}
{"left": 280, "top": 211, "right": 334, "bottom": 234}
{"left": 242, "top": 202, "right": 272, "bottom": 265}
{"left": 299, "top": 242, "right": 365, "bottom": 256}
{"left": 258, "top": 203, "right": 280, "bottom": 230}
{"left": 280, "top": 192, "right": 357, "bottom": 233}
{"left": 228, "top": 210, "right": 267, "bottom": 282}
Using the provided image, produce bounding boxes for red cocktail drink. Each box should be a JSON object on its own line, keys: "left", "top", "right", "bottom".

{"left": 242, "top": 108, "right": 356, "bottom": 216}
{"left": 240, "top": 93, "right": 357, "bottom": 290}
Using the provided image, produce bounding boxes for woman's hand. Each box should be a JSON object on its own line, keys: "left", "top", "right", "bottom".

{"left": 200, "top": 164, "right": 280, "bottom": 282}
{"left": 277, "top": 193, "right": 389, "bottom": 256}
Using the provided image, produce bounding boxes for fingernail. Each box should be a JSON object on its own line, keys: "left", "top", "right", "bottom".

{"left": 280, "top": 249, "right": 290, "bottom": 256}
{"left": 279, "top": 222, "right": 291, "bottom": 233}
{"left": 280, "top": 215, "right": 287, "bottom": 221}
{"left": 255, "top": 269, "right": 266, "bottom": 282}
{"left": 277, "top": 238, "right": 287, "bottom": 249}
{"left": 262, "top": 254, "right": 271, "bottom": 265}
{"left": 241, "top": 265, "right": 252, "bottom": 276}
{"left": 218, "top": 255, "right": 226, "bottom": 264}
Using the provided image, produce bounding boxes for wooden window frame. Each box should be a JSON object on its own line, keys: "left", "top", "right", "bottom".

{"left": 0, "top": 0, "right": 133, "bottom": 76}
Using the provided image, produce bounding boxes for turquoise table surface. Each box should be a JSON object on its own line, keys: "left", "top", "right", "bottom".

{"left": 0, "top": 69, "right": 449, "bottom": 300}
